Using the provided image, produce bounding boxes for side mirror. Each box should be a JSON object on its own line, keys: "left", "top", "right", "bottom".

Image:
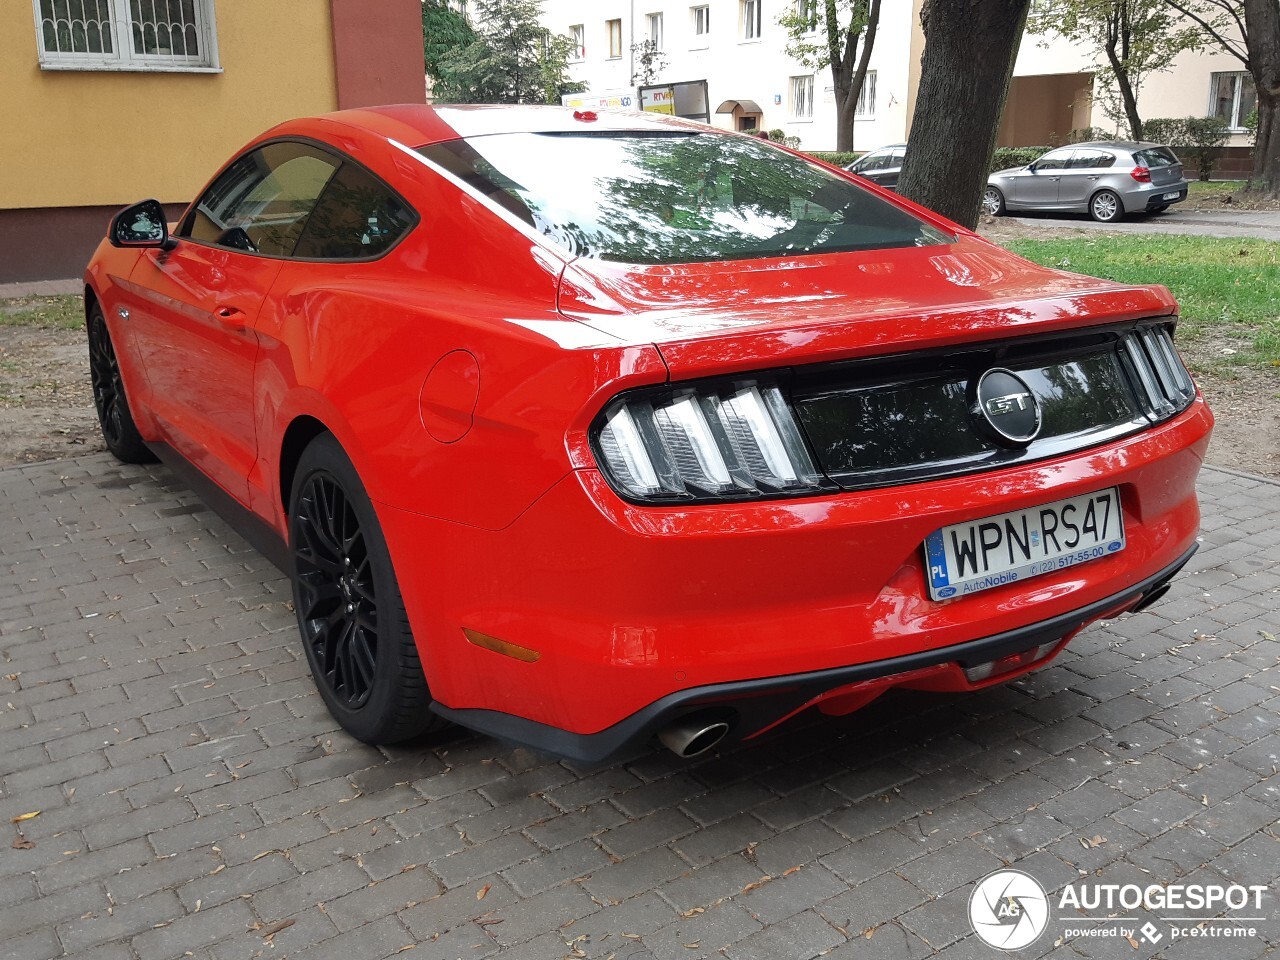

{"left": 109, "top": 199, "right": 177, "bottom": 250}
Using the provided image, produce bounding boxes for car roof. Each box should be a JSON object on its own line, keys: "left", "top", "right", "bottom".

{"left": 284, "top": 103, "right": 714, "bottom": 148}
{"left": 1057, "top": 140, "right": 1165, "bottom": 151}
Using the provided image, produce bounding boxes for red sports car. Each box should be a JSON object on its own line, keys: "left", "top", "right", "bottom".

{"left": 85, "top": 106, "right": 1212, "bottom": 761}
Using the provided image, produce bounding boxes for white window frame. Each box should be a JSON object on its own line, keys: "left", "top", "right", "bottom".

{"left": 647, "top": 11, "right": 664, "bottom": 50}
{"left": 790, "top": 74, "right": 814, "bottom": 120}
{"left": 692, "top": 4, "right": 710, "bottom": 43}
{"left": 855, "top": 70, "right": 877, "bottom": 118}
{"left": 606, "top": 17, "right": 622, "bottom": 58}
{"left": 569, "top": 23, "right": 585, "bottom": 60}
{"left": 741, "top": 0, "right": 762, "bottom": 40}
{"left": 1209, "top": 71, "right": 1255, "bottom": 131}
{"left": 33, "top": 0, "right": 220, "bottom": 72}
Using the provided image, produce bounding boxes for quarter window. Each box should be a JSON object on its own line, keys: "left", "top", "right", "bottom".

{"left": 791, "top": 75, "right": 814, "bottom": 120}
{"left": 607, "top": 18, "right": 622, "bottom": 58}
{"left": 1210, "top": 71, "right": 1256, "bottom": 130}
{"left": 181, "top": 142, "right": 415, "bottom": 260}
{"left": 33, "top": 0, "right": 219, "bottom": 71}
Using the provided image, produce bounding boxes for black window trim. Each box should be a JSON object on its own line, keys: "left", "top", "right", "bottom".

{"left": 175, "top": 136, "right": 420, "bottom": 264}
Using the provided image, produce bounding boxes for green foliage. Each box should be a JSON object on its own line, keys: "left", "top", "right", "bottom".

{"left": 430, "top": 0, "right": 583, "bottom": 104}
{"left": 631, "top": 39, "right": 666, "bottom": 86}
{"left": 809, "top": 151, "right": 862, "bottom": 167}
{"left": 1144, "top": 116, "right": 1230, "bottom": 179}
{"left": 1005, "top": 234, "right": 1280, "bottom": 369}
{"left": 1027, "top": 0, "right": 1203, "bottom": 137}
{"left": 1244, "top": 108, "right": 1259, "bottom": 146}
{"left": 766, "top": 129, "right": 802, "bottom": 149}
{"left": 422, "top": 0, "right": 475, "bottom": 78}
{"left": 1069, "top": 126, "right": 1110, "bottom": 143}
{"left": 991, "top": 146, "right": 1049, "bottom": 172}
{"left": 777, "top": 0, "right": 880, "bottom": 151}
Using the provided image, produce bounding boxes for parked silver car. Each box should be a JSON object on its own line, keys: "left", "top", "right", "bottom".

{"left": 984, "top": 141, "right": 1188, "bottom": 223}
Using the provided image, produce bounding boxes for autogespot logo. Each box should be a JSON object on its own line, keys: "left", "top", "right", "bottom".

{"left": 969, "top": 870, "right": 1050, "bottom": 951}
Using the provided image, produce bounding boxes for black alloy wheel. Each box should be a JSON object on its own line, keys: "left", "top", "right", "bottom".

{"left": 293, "top": 472, "right": 379, "bottom": 709}
{"left": 289, "top": 433, "right": 442, "bottom": 743}
{"left": 87, "top": 303, "right": 154, "bottom": 464}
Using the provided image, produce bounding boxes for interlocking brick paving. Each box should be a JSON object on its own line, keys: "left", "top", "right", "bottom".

{"left": 1, "top": 455, "right": 1276, "bottom": 959}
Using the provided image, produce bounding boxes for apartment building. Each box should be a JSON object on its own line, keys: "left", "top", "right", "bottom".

{"left": 542, "top": 0, "right": 1255, "bottom": 168}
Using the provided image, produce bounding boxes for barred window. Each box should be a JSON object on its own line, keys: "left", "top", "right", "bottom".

{"left": 34, "top": 0, "right": 219, "bottom": 71}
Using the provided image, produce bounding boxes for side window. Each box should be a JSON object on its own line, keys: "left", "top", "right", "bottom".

{"left": 1068, "top": 150, "right": 1116, "bottom": 169}
{"left": 1034, "top": 151, "right": 1071, "bottom": 171}
{"left": 856, "top": 151, "right": 887, "bottom": 172}
{"left": 292, "top": 162, "right": 416, "bottom": 260}
{"left": 182, "top": 143, "right": 339, "bottom": 256}
{"left": 889, "top": 150, "right": 906, "bottom": 167}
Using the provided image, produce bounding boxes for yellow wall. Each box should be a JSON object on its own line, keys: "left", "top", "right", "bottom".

{"left": 0, "top": 3, "right": 338, "bottom": 210}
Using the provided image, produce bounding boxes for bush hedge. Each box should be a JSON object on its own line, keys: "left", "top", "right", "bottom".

{"left": 808, "top": 151, "right": 861, "bottom": 167}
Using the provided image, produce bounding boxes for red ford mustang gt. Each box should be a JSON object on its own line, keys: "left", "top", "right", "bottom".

{"left": 85, "top": 106, "right": 1212, "bottom": 762}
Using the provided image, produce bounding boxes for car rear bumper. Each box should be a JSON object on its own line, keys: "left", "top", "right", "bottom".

{"left": 430, "top": 544, "right": 1196, "bottom": 764}
{"left": 380, "top": 398, "right": 1212, "bottom": 760}
{"left": 1129, "top": 180, "right": 1189, "bottom": 211}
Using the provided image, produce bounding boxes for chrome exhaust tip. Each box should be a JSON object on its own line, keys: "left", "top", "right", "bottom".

{"left": 657, "top": 717, "right": 731, "bottom": 759}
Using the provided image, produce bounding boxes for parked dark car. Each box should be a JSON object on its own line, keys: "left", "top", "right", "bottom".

{"left": 844, "top": 143, "right": 906, "bottom": 190}
{"left": 984, "top": 141, "right": 1189, "bottom": 222}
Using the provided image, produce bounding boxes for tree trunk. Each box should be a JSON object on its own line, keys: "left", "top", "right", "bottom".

{"left": 1244, "top": 0, "right": 1280, "bottom": 195}
{"left": 829, "top": 0, "right": 881, "bottom": 152}
{"left": 1104, "top": 5, "right": 1144, "bottom": 141}
{"left": 898, "top": 0, "right": 1032, "bottom": 229}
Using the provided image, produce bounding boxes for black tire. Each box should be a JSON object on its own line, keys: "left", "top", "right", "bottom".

{"left": 87, "top": 302, "right": 156, "bottom": 464}
{"left": 982, "top": 186, "right": 1006, "bottom": 217}
{"left": 1089, "top": 189, "right": 1124, "bottom": 223}
{"left": 288, "top": 433, "right": 445, "bottom": 744}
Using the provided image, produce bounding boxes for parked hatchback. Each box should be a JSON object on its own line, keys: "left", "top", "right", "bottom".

{"left": 984, "top": 141, "right": 1188, "bottom": 222}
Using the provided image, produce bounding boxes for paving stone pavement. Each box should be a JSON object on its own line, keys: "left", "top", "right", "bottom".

{"left": 1, "top": 453, "right": 1277, "bottom": 960}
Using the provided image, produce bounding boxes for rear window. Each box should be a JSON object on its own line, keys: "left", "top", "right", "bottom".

{"left": 418, "top": 131, "right": 951, "bottom": 265}
{"left": 1134, "top": 146, "right": 1179, "bottom": 167}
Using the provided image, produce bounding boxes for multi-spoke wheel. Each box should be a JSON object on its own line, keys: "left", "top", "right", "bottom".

{"left": 982, "top": 186, "right": 1006, "bottom": 217}
{"left": 87, "top": 302, "right": 155, "bottom": 464}
{"left": 289, "top": 433, "right": 442, "bottom": 743}
{"left": 1089, "top": 189, "right": 1124, "bottom": 223}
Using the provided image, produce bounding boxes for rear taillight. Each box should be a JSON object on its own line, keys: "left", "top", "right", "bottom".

{"left": 594, "top": 380, "right": 827, "bottom": 503}
{"left": 1130, "top": 166, "right": 1151, "bottom": 183}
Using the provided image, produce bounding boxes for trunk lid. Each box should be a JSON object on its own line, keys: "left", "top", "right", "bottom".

{"left": 557, "top": 234, "right": 1178, "bottom": 378}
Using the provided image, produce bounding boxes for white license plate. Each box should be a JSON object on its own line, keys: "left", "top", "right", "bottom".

{"left": 1162, "top": 191, "right": 1181, "bottom": 200}
{"left": 924, "top": 488, "right": 1125, "bottom": 600}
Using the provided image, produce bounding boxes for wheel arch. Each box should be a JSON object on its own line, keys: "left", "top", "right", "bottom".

{"left": 279, "top": 415, "right": 333, "bottom": 518}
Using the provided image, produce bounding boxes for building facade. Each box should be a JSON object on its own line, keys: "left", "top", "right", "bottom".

{"left": 540, "top": 0, "right": 1254, "bottom": 166}
{"left": 1, "top": 0, "right": 426, "bottom": 283}
{"left": 546, "top": 0, "right": 924, "bottom": 151}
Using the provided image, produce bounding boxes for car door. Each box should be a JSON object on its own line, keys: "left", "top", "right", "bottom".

{"left": 126, "top": 142, "right": 341, "bottom": 504}
{"left": 1011, "top": 149, "right": 1071, "bottom": 207}
{"left": 1057, "top": 148, "right": 1115, "bottom": 209}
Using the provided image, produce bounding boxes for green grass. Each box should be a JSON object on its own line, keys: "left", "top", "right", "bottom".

{"left": 0, "top": 295, "right": 84, "bottom": 331}
{"left": 1187, "top": 179, "right": 1246, "bottom": 199}
{"left": 1004, "top": 234, "right": 1280, "bottom": 369}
